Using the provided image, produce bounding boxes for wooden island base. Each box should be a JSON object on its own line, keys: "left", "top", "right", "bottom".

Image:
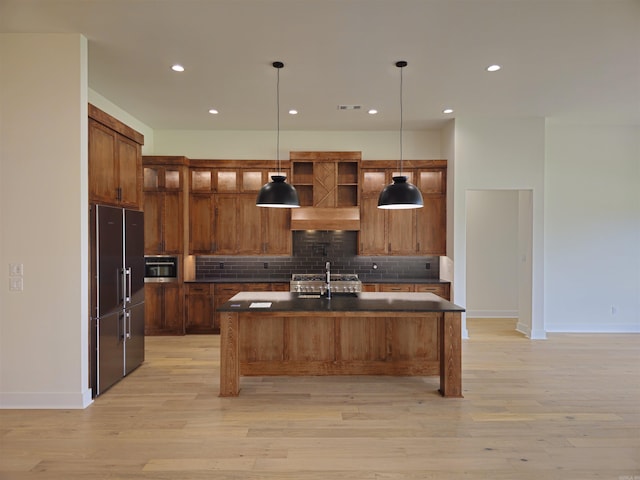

{"left": 219, "top": 310, "right": 462, "bottom": 398}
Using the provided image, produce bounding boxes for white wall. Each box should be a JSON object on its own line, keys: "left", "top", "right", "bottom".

{"left": 466, "top": 190, "right": 519, "bottom": 318}
{"left": 545, "top": 123, "right": 640, "bottom": 332}
{"left": 0, "top": 34, "right": 91, "bottom": 407}
{"left": 153, "top": 129, "right": 442, "bottom": 160}
{"left": 453, "top": 117, "right": 546, "bottom": 339}
{"left": 88, "top": 89, "right": 154, "bottom": 154}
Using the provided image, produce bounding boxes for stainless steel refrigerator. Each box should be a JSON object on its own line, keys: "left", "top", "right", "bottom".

{"left": 90, "top": 205, "right": 145, "bottom": 397}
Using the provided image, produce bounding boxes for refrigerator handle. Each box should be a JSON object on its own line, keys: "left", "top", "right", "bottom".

{"left": 125, "top": 267, "right": 132, "bottom": 305}
{"left": 125, "top": 310, "right": 132, "bottom": 340}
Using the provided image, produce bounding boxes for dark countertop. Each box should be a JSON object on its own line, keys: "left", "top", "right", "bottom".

{"left": 217, "top": 291, "right": 464, "bottom": 313}
{"left": 186, "top": 277, "right": 450, "bottom": 284}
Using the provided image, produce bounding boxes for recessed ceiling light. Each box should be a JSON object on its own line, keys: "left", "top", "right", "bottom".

{"left": 368, "top": 109, "right": 378, "bottom": 115}
{"left": 288, "top": 109, "right": 298, "bottom": 115}
{"left": 208, "top": 109, "right": 219, "bottom": 115}
{"left": 486, "top": 64, "right": 501, "bottom": 72}
{"left": 443, "top": 108, "right": 454, "bottom": 114}
{"left": 171, "top": 64, "right": 185, "bottom": 72}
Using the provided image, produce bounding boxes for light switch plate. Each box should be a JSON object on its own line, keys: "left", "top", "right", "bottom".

{"left": 10, "top": 277, "right": 23, "bottom": 292}
{"left": 9, "top": 263, "right": 24, "bottom": 276}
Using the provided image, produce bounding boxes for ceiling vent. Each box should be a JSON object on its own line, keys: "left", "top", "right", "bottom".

{"left": 338, "top": 105, "right": 361, "bottom": 110}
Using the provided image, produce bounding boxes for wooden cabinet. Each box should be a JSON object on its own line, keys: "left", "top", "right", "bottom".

{"left": 290, "top": 151, "right": 360, "bottom": 207}
{"left": 143, "top": 158, "right": 185, "bottom": 255}
{"left": 362, "top": 282, "right": 450, "bottom": 300}
{"left": 88, "top": 105, "right": 144, "bottom": 209}
{"left": 145, "top": 283, "right": 184, "bottom": 335}
{"left": 359, "top": 161, "right": 446, "bottom": 255}
{"left": 188, "top": 162, "right": 291, "bottom": 255}
{"left": 185, "top": 283, "right": 216, "bottom": 334}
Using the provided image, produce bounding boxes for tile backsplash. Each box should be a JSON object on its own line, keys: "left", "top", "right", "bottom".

{"left": 195, "top": 231, "right": 440, "bottom": 282}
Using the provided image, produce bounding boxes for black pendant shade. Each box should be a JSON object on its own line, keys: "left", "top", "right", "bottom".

{"left": 377, "top": 60, "right": 424, "bottom": 210}
{"left": 256, "top": 175, "right": 300, "bottom": 208}
{"left": 256, "top": 61, "right": 300, "bottom": 208}
{"left": 377, "top": 176, "right": 424, "bottom": 209}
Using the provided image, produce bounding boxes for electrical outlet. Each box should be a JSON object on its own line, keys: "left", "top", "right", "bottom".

{"left": 263, "top": 262, "right": 269, "bottom": 269}
{"left": 425, "top": 262, "right": 431, "bottom": 270}
{"left": 219, "top": 262, "right": 224, "bottom": 269}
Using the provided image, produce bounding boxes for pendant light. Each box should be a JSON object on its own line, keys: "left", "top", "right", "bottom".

{"left": 377, "top": 61, "right": 424, "bottom": 210}
{"left": 256, "top": 61, "right": 300, "bottom": 208}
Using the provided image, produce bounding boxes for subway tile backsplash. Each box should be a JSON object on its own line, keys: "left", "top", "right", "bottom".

{"left": 196, "top": 231, "right": 440, "bottom": 281}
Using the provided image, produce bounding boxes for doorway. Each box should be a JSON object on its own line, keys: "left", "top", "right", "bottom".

{"left": 465, "top": 189, "right": 534, "bottom": 337}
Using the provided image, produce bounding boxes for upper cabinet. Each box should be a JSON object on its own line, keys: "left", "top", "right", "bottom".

{"left": 187, "top": 161, "right": 291, "bottom": 255}
{"left": 359, "top": 160, "right": 447, "bottom": 256}
{"left": 290, "top": 151, "right": 360, "bottom": 207}
{"left": 143, "top": 156, "right": 186, "bottom": 255}
{"left": 88, "top": 104, "right": 144, "bottom": 209}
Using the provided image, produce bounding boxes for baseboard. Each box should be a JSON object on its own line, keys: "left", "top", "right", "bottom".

{"left": 466, "top": 310, "right": 518, "bottom": 318}
{"left": 0, "top": 389, "right": 93, "bottom": 409}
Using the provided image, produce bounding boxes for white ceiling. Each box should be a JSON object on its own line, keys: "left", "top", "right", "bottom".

{"left": 1, "top": 0, "right": 639, "bottom": 131}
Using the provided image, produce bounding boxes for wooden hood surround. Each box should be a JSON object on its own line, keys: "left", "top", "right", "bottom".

{"left": 290, "top": 206, "right": 360, "bottom": 231}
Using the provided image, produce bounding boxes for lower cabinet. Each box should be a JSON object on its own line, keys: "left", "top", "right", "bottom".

{"left": 362, "top": 282, "right": 450, "bottom": 300}
{"left": 185, "top": 284, "right": 216, "bottom": 334}
{"left": 145, "top": 283, "right": 184, "bottom": 335}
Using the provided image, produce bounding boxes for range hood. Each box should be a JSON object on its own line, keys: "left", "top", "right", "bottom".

{"left": 290, "top": 207, "right": 360, "bottom": 231}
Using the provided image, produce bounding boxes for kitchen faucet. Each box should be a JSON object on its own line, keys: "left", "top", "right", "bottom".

{"left": 325, "top": 261, "right": 331, "bottom": 299}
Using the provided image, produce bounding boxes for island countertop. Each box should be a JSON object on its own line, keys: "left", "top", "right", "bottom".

{"left": 217, "top": 291, "right": 465, "bottom": 313}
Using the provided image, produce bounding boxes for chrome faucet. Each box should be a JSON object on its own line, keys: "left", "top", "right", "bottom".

{"left": 325, "top": 261, "right": 331, "bottom": 299}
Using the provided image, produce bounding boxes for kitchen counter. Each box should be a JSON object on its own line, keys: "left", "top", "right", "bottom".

{"left": 186, "top": 277, "right": 450, "bottom": 284}
{"left": 218, "top": 291, "right": 464, "bottom": 398}
{"left": 217, "top": 291, "right": 462, "bottom": 313}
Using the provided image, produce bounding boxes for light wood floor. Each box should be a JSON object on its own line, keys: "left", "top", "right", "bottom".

{"left": 1, "top": 319, "right": 639, "bottom": 480}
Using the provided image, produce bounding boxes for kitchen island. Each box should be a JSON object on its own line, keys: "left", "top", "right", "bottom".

{"left": 217, "top": 291, "right": 465, "bottom": 398}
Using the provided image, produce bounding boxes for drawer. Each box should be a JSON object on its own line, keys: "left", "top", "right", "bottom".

{"left": 415, "top": 283, "right": 450, "bottom": 299}
{"left": 377, "top": 284, "right": 415, "bottom": 292}
{"left": 187, "top": 284, "right": 213, "bottom": 295}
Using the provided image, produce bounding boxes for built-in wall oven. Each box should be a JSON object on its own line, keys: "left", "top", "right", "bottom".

{"left": 144, "top": 256, "right": 179, "bottom": 283}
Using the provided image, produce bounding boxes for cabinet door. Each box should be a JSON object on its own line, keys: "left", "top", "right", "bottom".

{"left": 214, "top": 194, "right": 238, "bottom": 254}
{"left": 89, "top": 119, "right": 118, "bottom": 204}
{"left": 162, "top": 283, "right": 184, "bottom": 335}
{"left": 238, "top": 194, "right": 262, "bottom": 254}
{"left": 143, "top": 191, "right": 163, "bottom": 254}
{"left": 117, "top": 135, "right": 141, "bottom": 208}
{"left": 189, "top": 194, "right": 215, "bottom": 254}
{"left": 416, "top": 195, "right": 446, "bottom": 255}
{"left": 359, "top": 193, "right": 387, "bottom": 254}
{"left": 313, "top": 161, "right": 337, "bottom": 207}
{"left": 263, "top": 207, "right": 291, "bottom": 255}
{"left": 162, "top": 191, "right": 183, "bottom": 254}
{"left": 215, "top": 194, "right": 240, "bottom": 255}
{"left": 144, "top": 191, "right": 183, "bottom": 254}
{"left": 144, "top": 284, "right": 183, "bottom": 335}
{"left": 387, "top": 209, "right": 416, "bottom": 254}
{"left": 185, "top": 284, "right": 216, "bottom": 334}
{"left": 144, "top": 284, "right": 163, "bottom": 334}
{"left": 216, "top": 170, "right": 238, "bottom": 193}
{"left": 359, "top": 170, "right": 388, "bottom": 255}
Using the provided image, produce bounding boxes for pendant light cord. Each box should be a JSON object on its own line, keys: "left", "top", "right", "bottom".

{"left": 399, "top": 63, "right": 403, "bottom": 175}
{"left": 276, "top": 65, "right": 280, "bottom": 172}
